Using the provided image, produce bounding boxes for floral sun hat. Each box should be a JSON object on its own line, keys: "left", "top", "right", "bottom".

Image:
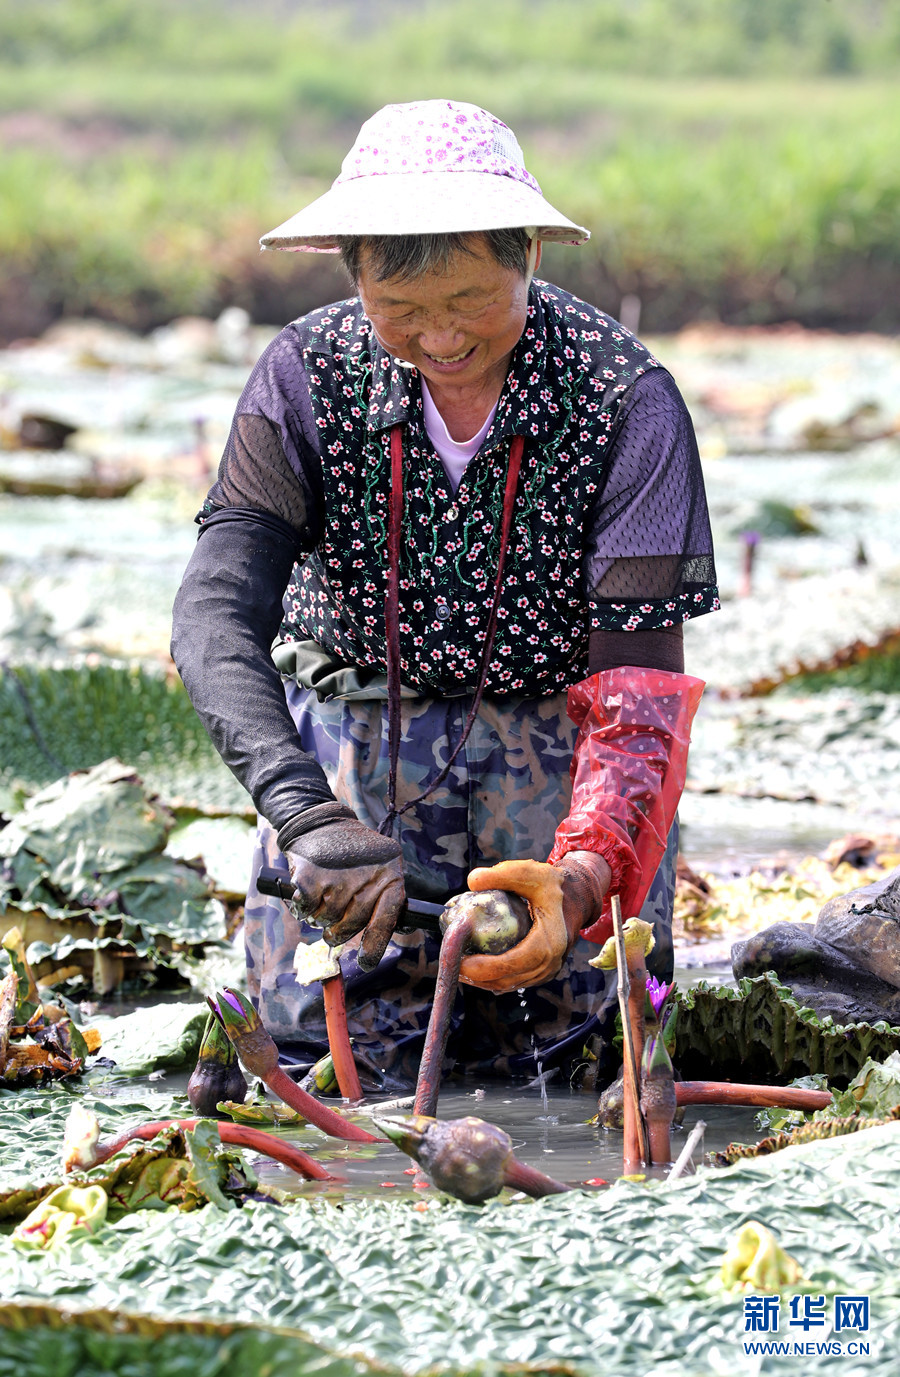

{"left": 260, "top": 99, "right": 589, "bottom": 251}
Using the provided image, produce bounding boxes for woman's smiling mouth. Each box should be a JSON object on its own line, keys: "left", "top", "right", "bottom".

{"left": 421, "top": 344, "right": 477, "bottom": 367}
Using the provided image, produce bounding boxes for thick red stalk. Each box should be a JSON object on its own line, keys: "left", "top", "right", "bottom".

{"left": 625, "top": 950, "right": 650, "bottom": 1167}
{"left": 610, "top": 897, "right": 647, "bottom": 1172}
{"left": 502, "top": 1156, "right": 570, "bottom": 1197}
{"left": 86, "top": 1119, "right": 335, "bottom": 1180}
{"left": 322, "top": 975, "right": 363, "bottom": 1101}
{"left": 675, "top": 1082, "right": 833, "bottom": 1110}
{"left": 264, "top": 1065, "right": 378, "bottom": 1142}
{"left": 646, "top": 1117, "right": 672, "bottom": 1165}
{"left": 414, "top": 916, "right": 472, "bottom": 1117}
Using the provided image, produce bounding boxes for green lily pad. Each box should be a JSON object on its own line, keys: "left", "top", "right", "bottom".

{"left": 89, "top": 1002, "right": 208, "bottom": 1077}
{"left": 165, "top": 815, "right": 256, "bottom": 897}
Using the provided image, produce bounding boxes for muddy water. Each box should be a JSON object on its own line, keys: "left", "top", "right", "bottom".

{"left": 98, "top": 953, "right": 743, "bottom": 1201}
{"left": 251, "top": 963, "right": 747, "bottom": 1196}
{"left": 244, "top": 1083, "right": 757, "bottom": 1198}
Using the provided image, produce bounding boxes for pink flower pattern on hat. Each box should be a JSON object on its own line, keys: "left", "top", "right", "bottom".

{"left": 335, "top": 100, "right": 542, "bottom": 192}
{"left": 259, "top": 99, "right": 588, "bottom": 248}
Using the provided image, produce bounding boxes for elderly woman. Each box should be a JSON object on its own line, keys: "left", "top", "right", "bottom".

{"left": 172, "top": 100, "right": 717, "bottom": 1087}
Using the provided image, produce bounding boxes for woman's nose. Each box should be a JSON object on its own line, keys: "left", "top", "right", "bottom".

{"left": 417, "top": 320, "right": 467, "bottom": 357}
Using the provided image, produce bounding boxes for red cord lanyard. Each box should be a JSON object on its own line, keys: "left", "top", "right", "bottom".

{"left": 379, "top": 424, "right": 525, "bottom": 837}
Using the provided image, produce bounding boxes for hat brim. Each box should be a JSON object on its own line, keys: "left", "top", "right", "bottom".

{"left": 259, "top": 171, "right": 589, "bottom": 251}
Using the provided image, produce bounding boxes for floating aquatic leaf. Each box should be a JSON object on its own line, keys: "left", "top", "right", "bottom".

{"left": 711, "top": 1104, "right": 900, "bottom": 1166}
{"left": 215, "top": 1099, "right": 305, "bottom": 1126}
{"left": 0, "top": 761, "right": 228, "bottom": 992}
{"left": 754, "top": 1074, "right": 829, "bottom": 1132}
{"left": 675, "top": 972, "right": 900, "bottom": 1082}
{"left": 821, "top": 1050, "right": 900, "bottom": 1122}
{"left": 165, "top": 815, "right": 256, "bottom": 898}
{"left": 88, "top": 1002, "right": 207, "bottom": 1077}
{"left": 1, "top": 1090, "right": 900, "bottom": 1374}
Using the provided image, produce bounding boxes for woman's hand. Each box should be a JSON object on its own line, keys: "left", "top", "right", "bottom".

{"left": 458, "top": 860, "right": 568, "bottom": 993}
{"left": 285, "top": 819, "right": 405, "bottom": 971}
{"left": 457, "top": 852, "right": 612, "bottom": 994}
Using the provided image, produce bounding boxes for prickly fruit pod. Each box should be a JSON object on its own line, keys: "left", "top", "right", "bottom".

{"left": 440, "top": 889, "right": 531, "bottom": 956}
{"left": 187, "top": 1011, "right": 249, "bottom": 1116}
{"left": 375, "top": 1113, "right": 513, "bottom": 1203}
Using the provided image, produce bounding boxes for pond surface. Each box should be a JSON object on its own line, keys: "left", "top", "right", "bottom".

{"left": 87, "top": 967, "right": 753, "bottom": 1202}
{"left": 266, "top": 1084, "right": 759, "bottom": 1198}
{"left": 109, "top": 1071, "right": 755, "bottom": 1199}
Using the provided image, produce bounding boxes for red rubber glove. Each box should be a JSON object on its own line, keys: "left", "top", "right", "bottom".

{"left": 549, "top": 667, "right": 705, "bottom": 942}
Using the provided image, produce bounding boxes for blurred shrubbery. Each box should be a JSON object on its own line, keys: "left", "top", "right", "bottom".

{"left": 0, "top": 0, "right": 898, "bottom": 334}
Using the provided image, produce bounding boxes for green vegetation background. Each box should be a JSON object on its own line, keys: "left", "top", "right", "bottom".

{"left": 1, "top": 0, "right": 899, "bottom": 337}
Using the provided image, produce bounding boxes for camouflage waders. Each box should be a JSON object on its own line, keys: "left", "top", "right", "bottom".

{"left": 244, "top": 678, "right": 677, "bottom": 1087}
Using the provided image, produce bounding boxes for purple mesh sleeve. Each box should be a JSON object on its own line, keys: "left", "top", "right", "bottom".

{"left": 585, "top": 369, "right": 718, "bottom": 631}
{"left": 202, "top": 327, "right": 322, "bottom": 537}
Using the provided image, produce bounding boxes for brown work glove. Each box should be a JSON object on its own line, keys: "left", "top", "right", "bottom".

{"left": 458, "top": 852, "right": 612, "bottom": 994}
{"left": 281, "top": 813, "right": 405, "bottom": 972}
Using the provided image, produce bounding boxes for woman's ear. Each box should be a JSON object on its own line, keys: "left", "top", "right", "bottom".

{"left": 525, "top": 236, "right": 542, "bottom": 287}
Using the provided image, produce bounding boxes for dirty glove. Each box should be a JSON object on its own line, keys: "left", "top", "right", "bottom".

{"left": 556, "top": 849, "right": 614, "bottom": 946}
{"left": 549, "top": 667, "right": 705, "bottom": 940}
{"left": 458, "top": 852, "right": 612, "bottom": 993}
{"left": 458, "top": 860, "right": 568, "bottom": 994}
{"left": 278, "top": 806, "right": 405, "bottom": 972}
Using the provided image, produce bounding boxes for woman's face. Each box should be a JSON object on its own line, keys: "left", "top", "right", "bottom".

{"left": 356, "top": 234, "right": 535, "bottom": 395}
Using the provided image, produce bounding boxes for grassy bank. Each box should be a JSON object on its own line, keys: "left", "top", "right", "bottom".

{"left": 1, "top": 0, "right": 899, "bottom": 335}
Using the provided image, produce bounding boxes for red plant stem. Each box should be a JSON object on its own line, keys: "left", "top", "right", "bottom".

{"left": 264, "top": 1065, "right": 377, "bottom": 1142}
{"left": 414, "top": 915, "right": 472, "bottom": 1118}
{"left": 627, "top": 960, "right": 647, "bottom": 1074}
{"left": 322, "top": 974, "right": 363, "bottom": 1101}
{"left": 646, "top": 1115, "right": 673, "bottom": 1166}
{"left": 502, "top": 1156, "right": 570, "bottom": 1197}
{"left": 675, "top": 1082, "right": 833, "bottom": 1110}
{"left": 86, "top": 1119, "right": 335, "bottom": 1180}
{"left": 626, "top": 952, "right": 650, "bottom": 1168}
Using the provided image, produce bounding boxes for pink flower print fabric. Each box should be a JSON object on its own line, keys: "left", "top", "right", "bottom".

{"left": 199, "top": 281, "right": 719, "bottom": 698}
{"left": 335, "top": 99, "right": 541, "bottom": 191}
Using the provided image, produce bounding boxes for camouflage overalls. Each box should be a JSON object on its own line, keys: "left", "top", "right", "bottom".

{"left": 244, "top": 679, "right": 678, "bottom": 1086}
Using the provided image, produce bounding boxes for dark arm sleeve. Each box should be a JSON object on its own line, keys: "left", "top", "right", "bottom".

{"left": 171, "top": 509, "right": 340, "bottom": 829}
{"left": 171, "top": 330, "right": 338, "bottom": 830}
{"left": 588, "top": 624, "right": 684, "bottom": 675}
{"left": 584, "top": 368, "right": 718, "bottom": 632}
{"left": 200, "top": 326, "right": 324, "bottom": 535}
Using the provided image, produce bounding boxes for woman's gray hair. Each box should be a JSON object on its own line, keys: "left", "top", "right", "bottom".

{"left": 339, "top": 228, "right": 531, "bottom": 285}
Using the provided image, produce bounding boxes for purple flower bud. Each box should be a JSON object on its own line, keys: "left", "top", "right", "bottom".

{"left": 646, "top": 976, "right": 670, "bottom": 1017}
{"left": 222, "top": 990, "right": 247, "bottom": 1017}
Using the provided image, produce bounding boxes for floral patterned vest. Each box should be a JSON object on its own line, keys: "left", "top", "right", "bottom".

{"left": 280, "top": 283, "right": 685, "bottom": 698}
